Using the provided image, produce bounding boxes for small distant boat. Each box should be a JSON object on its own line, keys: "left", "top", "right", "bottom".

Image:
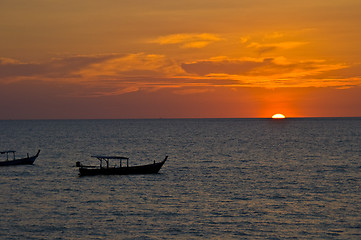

{"left": 76, "top": 155, "right": 168, "bottom": 176}
{"left": 0, "top": 150, "right": 40, "bottom": 166}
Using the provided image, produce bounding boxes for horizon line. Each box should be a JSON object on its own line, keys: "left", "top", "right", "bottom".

{"left": 1, "top": 116, "right": 361, "bottom": 121}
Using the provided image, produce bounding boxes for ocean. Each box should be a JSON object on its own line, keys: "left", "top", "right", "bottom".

{"left": 1, "top": 118, "right": 360, "bottom": 239}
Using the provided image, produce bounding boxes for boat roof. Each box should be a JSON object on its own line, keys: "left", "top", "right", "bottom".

{"left": 1, "top": 150, "right": 16, "bottom": 154}
{"left": 91, "top": 155, "right": 129, "bottom": 160}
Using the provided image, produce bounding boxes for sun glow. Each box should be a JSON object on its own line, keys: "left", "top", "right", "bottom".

{"left": 272, "top": 113, "right": 286, "bottom": 119}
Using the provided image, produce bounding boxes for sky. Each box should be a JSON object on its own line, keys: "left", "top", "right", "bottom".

{"left": 1, "top": 0, "right": 361, "bottom": 119}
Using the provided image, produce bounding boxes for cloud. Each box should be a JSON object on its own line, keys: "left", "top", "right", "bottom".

{"left": 0, "top": 58, "right": 22, "bottom": 64}
{"left": 75, "top": 53, "right": 185, "bottom": 80}
{"left": 0, "top": 53, "right": 182, "bottom": 83}
{"left": 247, "top": 41, "right": 309, "bottom": 54}
{"left": 239, "top": 31, "right": 310, "bottom": 55}
{"left": 182, "top": 57, "right": 345, "bottom": 77}
{"left": 1, "top": 53, "right": 360, "bottom": 97}
{"left": 0, "top": 53, "right": 188, "bottom": 97}
{"left": 181, "top": 57, "right": 361, "bottom": 88}
{"left": 150, "top": 33, "right": 222, "bottom": 48}
{"left": 182, "top": 58, "right": 270, "bottom": 75}
{"left": 0, "top": 54, "right": 116, "bottom": 80}
{"left": 173, "top": 88, "right": 213, "bottom": 95}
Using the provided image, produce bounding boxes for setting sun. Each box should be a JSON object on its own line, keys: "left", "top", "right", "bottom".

{"left": 272, "top": 114, "right": 286, "bottom": 119}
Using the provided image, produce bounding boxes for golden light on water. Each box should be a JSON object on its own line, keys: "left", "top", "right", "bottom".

{"left": 272, "top": 113, "right": 286, "bottom": 119}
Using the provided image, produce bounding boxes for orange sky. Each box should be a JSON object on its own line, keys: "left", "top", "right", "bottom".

{"left": 1, "top": 0, "right": 361, "bottom": 119}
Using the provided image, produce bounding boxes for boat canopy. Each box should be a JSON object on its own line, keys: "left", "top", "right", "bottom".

{"left": 91, "top": 155, "right": 129, "bottom": 168}
{"left": 91, "top": 156, "right": 129, "bottom": 160}
{"left": 1, "top": 150, "right": 16, "bottom": 154}
{"left": 1, "top": 150, "right": 16, "bottom": 161}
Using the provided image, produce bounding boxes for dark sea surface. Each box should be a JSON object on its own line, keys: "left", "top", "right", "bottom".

{"left": 1, "top": 118, "right": 361, "bottom": 239}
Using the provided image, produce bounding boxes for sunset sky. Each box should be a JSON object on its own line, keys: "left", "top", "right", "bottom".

{"left": 1, "top": 0, "right": 360, "bottom": 119}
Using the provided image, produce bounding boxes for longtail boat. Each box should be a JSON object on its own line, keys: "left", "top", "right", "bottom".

{"left": 0, "top": 150, "right": 40, "bottom": 166}
{"left": 76, "top": 155, "right": 168, "bottom": 176}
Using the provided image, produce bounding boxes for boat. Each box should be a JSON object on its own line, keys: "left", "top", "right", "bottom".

{"left": 0, "top": 150, "right": 40, "bottom": 166}
{"left": 76, "top": 155, "right": 168, "bottom": 176}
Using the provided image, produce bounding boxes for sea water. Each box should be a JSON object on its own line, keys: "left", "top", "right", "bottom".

{"left": 0, "top": 118, "right": 360, "bottom": 239}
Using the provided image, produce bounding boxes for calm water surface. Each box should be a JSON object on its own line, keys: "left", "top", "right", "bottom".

{"left": 1, "top": 118, "right": 361, "bottom": 239}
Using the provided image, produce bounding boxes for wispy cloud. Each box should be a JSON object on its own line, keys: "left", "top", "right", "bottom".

{"left": 239, "top": 30, "right": 311, "bottom": 55}
{"left": 76, "top": 53, "right": 182, "bottom": 79}
{"left": 181, "top": 57, "right": 361, "bottom": 88}
{"left": 1, "top": 53, "right": 360, "bottom": 97}
{"left": 0, "top": 53, "right": 185, "bottom": 97}
{"left": 150, "top": 33, "right": 222, "bottom": 48}
{"left": 0, "top": 55, "right": 116, "bottom": 80}
{"left": 182, "top": 57, "right": 343, "bottom": 77}
{"left": 246, "top": 41, "right": 309, "bottom": 54}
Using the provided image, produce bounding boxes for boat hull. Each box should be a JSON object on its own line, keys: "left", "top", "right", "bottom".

{"left": 79, "top": 157, "right": 167, "bottom": 176}
{"left": 0, "top": 150, "right": 40, "bottom": 166}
